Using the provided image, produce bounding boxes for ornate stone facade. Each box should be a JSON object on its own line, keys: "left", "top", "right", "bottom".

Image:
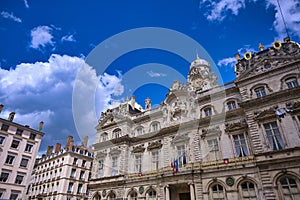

{"left": 89, "top": 39, "right": 300, "bottom": 200}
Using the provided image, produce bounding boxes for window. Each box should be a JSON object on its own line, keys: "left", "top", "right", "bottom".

{"left": 113, "top": 129, "right": 121, "bottom": 138}
{"left": 29, "top": 133, "right": 36, "bottom": 140}
{"left": 285, "top": 77, "right": 299, "bottom": 89}
{"left": 135, "top": 155, "right": 142, "bottom": 173}
{"left": 109, "top": 193, "right": 116, "bottom": 200}
{"left": 25, "top": 143, "right": 33, "bottom": 152}
{"left": 151, "top": 122, "right": 160, "bottom": 132}
{"left": 227, "top": 101, "right": 237, "bottom": 111}
{"left": 204, "top": 107, "right": 213, "bottom": 117}
{"left": 20, "top": 157, "right": 29, "bottom": 168}
{"left": 177, "top": 145, "right": 186, "bottom": 166}
{"left": 101, "top": 133, "right": 108, "bottom": 142}
{"left": 73, "top": 158, "right": 78, "bottom": 165}
{"left": 11, "top": 139, "right": 20, "bottom": 149}
{"left": 9, "top": 192, "right": 19, "bottom": 200}
{"left": 136, "top": 127, "right": 143, "bottom": 135}
{"left": 233, "top": 134, "right": 249, "bottom": 157}
{"left": 16, "top": 129, "right": 23, "bottom": 136}
{"left": 70, "top": 168, "right": 76, "bottom": 178}
{"left": 207, "top": 139, "right": 220, "bottom": 160}
{"left": 82, "top": 160, "right": 86, "bottom": 167}
{"left": 79, "top": 171, "right": 84, "bottom": 180}
{"left": 129, "top": 191, "right": 138, "bottom": 200}
{"left": 5, "top": 154, "right": 15, "bottom": 164}
{"left": 148, "top": 190, "right": 157, "bottom": 200}
{"left": 98, "top": 160, "right": 103, "bottom": 178}
{"left": 0, "top": 189, "right": 5, "bottom": 198}
{"left": 152, "top": 151, "right": 159, "bottom": 170}
{"left": 0, "top": 135, "right": 5, "bottom": 145}
{"left": 0, "top": 171, "right": 9, "bottom": 182}
{"left": 77, "top": 183, "right": 83, "bottom": 194}
{"left": 15, "top": 174, "right": 24, "bottom": 184}
{"left": 279, "top": 176, "right": 300, "bottom": 199}
{"left": 240, "top": 181, "right": 257, "bottom": 200}
{"left": 112, "top": 157, "right": 118, "bottom": 176}
{"left": 67, "top": 182, "right": 74, "bottom": 193}
{"left": 254, "top": 87, "right": 266, "bottom": 98}
{"left": 264, "top": 122, "right": 284, "bottom": 150}
{"left": 211, "top": 184, "right": 225, "bottom": 200}
{"left": 1, "top": 124, "right": 9, "bottom": 131}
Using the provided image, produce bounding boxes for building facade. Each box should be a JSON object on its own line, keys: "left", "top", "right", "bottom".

{"left": 27, "top": 135, "right": 93, "bottom": 200}
{"left": 89, "top": 38, "right": 300, "bottom": 200}
{"left": 0, "top": 106, "right": 45, "bottom": 200}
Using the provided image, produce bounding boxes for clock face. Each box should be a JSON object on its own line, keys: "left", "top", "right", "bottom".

{"left": 226, "top": 177, "right": 235, "bottom": 186}
{"left": 192, "top": 78, "right": 203, "bottom": 88}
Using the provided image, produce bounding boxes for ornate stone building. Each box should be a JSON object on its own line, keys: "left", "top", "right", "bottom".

{"left": 89, "top": 38, "right": 300, "bottom": 200}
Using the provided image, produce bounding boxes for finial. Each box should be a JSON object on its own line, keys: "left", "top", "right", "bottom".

{"left": 259, "top": 43, "right": 264, "bottom": 51}
{"left": 125, "top": 97, "right": 129, "bottom": 103}
{"left": 234, "top": 53, "right": 240, "bottom": 60}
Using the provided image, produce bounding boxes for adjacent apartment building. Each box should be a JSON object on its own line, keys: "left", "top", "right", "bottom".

{"left": 89, "top": 38, "right": 300, "bottom": 199}
{"left": 0, "top": 106, "right": 45, "bottom": 200}
{"left": 27, "top": 135, "right": 93, "bottom": 200}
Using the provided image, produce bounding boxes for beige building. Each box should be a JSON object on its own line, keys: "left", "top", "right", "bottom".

{"left": 89, "top": 38, "right": 300, "bottom": 200}
{"left": 0, "top": 106, "right": 45, "bottom": 200}
{"left": 27, "top": 135, "right": 93, "bottom": 200}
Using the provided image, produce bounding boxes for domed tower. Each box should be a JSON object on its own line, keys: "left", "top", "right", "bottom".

{"left": 187, "top": 55, "right": 218, "bottom": 91}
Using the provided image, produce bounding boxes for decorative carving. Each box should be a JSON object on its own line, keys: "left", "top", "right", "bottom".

{"left": 171, "top": 134, "right": 190, "bottom": 144}
{"left": 201, "top": 126, "right": 221, "bottom": 139}
{"left": 147, "top": 140, "right": 163, "bottom": 151}
{"left": 132, "top": 145, "right": 145, "bottom": 153}
{"left": 109, "top": 148, "right": 121, "bottom": 156}
{"left": 96, "top": 151, "right": 107, "bottom": 160}
{"left": 225, "top": 120, "right": 248, "bottom": 133}
{"left": 254, "top": 107, "right": 276, "bottom": 121}
{"left": 170, "top": 80, "right": 187, "bottom": 92}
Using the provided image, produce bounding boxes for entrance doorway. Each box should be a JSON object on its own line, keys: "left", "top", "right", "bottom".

{"left": 179, "top": 193, "right": 190, "bottom": 200}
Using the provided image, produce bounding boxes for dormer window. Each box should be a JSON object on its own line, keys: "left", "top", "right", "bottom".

{"left": 150, "top": 122, "right": 160, "bottom": 132}
{"left": 285, "top": 77, "right": 298, "bottom": 89}
{"left": 204, "top": 107, "right": 212, "bottom": 117}
{"left": 254, "top": 87, "right": 266, "bottom": 98}
{"left": 227, "top": 101, "right": 237, "bottom": 111}
{"left": 136, "top": 127, "right": 143, "bottom": 136}
{"left": 101, "top": 133, "right": 108, "bottom": 142}
{"left": 113, "top": 129, "right": 121, "bottom": 139}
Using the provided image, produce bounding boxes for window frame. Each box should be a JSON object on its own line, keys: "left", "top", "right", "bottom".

{"left": 278, "top": 175, "right": 300, "bottom": 200}
{"left": 232, "top": 133, "right": 249, "bottom": 157}
{"left": 263, "top": 121, "right": 285, "bottom": 151}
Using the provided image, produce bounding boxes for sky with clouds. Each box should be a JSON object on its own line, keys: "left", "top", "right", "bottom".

{"left": 0, "top": 0, "right": 299, "bottom": 154}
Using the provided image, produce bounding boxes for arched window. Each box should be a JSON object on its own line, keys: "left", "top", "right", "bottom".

{"left": 227, "top": 101, "right": 237, "bottom": 111}
{"left": 204, "top": 107, "right": 213, "bottom": 117}
{"left": 254, "top": 87, "right": 266, "bottom": 98}
{"left": 239, "top": 181, "right": 257, "bottom": 200}
{"left": 113, "top": 129, "right": 121, "bottom": 139}
{"left": 148, "top": 189, "right": 156, "bottom": 200}
{"left": 109, "top": 192, "right": 116, "bottom": 200}
{"left": 128, "top": 191, "right": 138, "bottom": 200}
{"left": 101, "top": 133, "right": 108, "bottom": 142}
{"left": 135, "top": 126, "right": 144, "bottom": 136}
{"left": 210, "top": 184, "right": 226, "bottom": 200}
{"left": 93, "top": 193, "right": 101, "bottom": 200}
{"left": 278, "top": 176, "right": 300, "bottom": 199}
{"left": 150, "top": 122, "right": 160, "bottom": 132}
{"left": 285, "top": 77, "right": 299, "bottom": 89}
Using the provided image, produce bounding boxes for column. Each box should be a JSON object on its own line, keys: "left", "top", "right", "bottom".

{"left": 189, "top": 183, "right": 195, "bottom": 200}
{"left": 165, "top": 185, "right": 170, "bottom": 200}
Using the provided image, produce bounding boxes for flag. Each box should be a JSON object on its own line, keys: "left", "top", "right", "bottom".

{"left": 170, "top": 160, "right": 174, "bottom": 168}
{"left": 173, "top": 159, "right": 178, "bottom": 173}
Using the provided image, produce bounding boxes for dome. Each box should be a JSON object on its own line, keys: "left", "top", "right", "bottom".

{"left": 190, "top": 55, "right": 209, "bottom": 69}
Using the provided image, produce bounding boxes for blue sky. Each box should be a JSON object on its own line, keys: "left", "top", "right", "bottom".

{"left": 0, "top": 0, "right": 299, "bottom": 154}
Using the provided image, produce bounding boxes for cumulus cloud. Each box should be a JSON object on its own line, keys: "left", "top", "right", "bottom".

{"left": 218, "top": 57, "right": 236, "bottom": 67}
{"left": 147, "top": 70, "right": 167, "bottom": 77}
{"left": 30, "top": 26, "right": 54, "bottom": 49}
{"left": 61, "top": 34, "right": 76, "bottom": 42}
{"left": 0, "top": 54, "right": 123, "bottom": 151}
{"left": 199, "top": 0, "right": 300, "bottom": 39}
{"left": 1, "top": 11, "right": 22, "bottom": 23}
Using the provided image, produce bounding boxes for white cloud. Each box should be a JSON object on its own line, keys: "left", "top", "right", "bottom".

{"left": 218, "top": 57, "right": 236, "bottom": 67}
{"left": 1, "top": 11, "right": 22, "bottom": 23}
{"left": 30, "top": 26, "right": 54, "bottom": 49}
{"left": 147, "top": 70, "right": 167, "bottom": 77}
{"left": 200, "top": 0, "right": 300, "bottom": 39}
{"left": 267, "top": 0, "right": 300, "bottom": 39}
{"left": 61, "top": 34, "right": 76, "bottom": 42}
{"left": 24, "top": 0, "right": 29, "bottom": 8}
{"left": 0, "top": 54, "right": 124, "bottom": 151}
{"left": 199, "top": 0, "right": 246, "bottom": 21}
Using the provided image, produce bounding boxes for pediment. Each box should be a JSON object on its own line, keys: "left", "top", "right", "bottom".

{"left": 235, "top": 42, "right": 300, "bottom": 81}
{"left": 132, "top": 145, "right": 145, "bottom": 153}
{"left": 201, "top": 126, "right": 221, "bottom": 139}
{"left": 225, "top": 120, "right": 248, "bottom": 133}
{"left": 109, "top": 148, "right": 121, "bottom": 156}
{"left": 96, "top": 150, "right": 107, "bottom": 159}
{"left": 254, "top": 107, "right": 276, "bottom": 121}
{"left": 171, "top": 134, "right": 190, "bottom": 144}
{"left": 147, "top": 141, "right": 163, "bottom": 151}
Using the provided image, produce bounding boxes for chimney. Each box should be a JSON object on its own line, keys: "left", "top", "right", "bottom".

{"left": 38, "top": 121, "right": 44, "bottom": 132}
{"left": 46, "top": 146, "right": 53, "bottom": 156}
{"left": 130, "top": 95, "right": 136, "bottom": 109}
{"left": 82, "top": 136, "right": 88, "bottom": 148}
{"left": 55, "top": 143, "right": 61, "bottom": 153}
{"left": 8, "top": 112, "right": 15, "bottom": 122}
{"left": 0, "top": 104, "right": 3, "bottom": 114}
{"left": 65, "top": 135, "right": 73, "bottom": 149}
{"left": 145, "top": 97, "right": 151, "bottom": 110}
{"left": 69, "top": 140, "right": 74, "bottom": 152}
